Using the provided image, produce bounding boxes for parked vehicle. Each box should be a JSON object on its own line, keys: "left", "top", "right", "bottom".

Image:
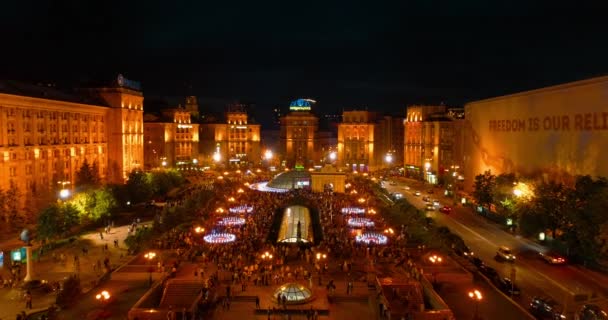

{"left": 494, "top": 277, "right": 521, "bottom": 296}
{"left": 414, "top": 191, "right": 421, "bottom": 196}
{"left": 539, "top": 251, "right": 567, "bottom": 265}
{"left": 433, "top": 200, "right": 440, "bottom": 206}
{"left": 578, "top": 304, "right": 608, "bottom": 320}
{"left": 425, "top": 204, "right": 435, "bottom": 211}
{"left": 422, "top": 196, "right": 431, "bottom": 202}
{"left": 529, "top": 297, "right": 566, "bottom": 319}
{"left": 495, "top": 246, "right": 516, "bottom": 262}
{"left": 454, "top": 245, "right": 474, "bottom": 258}
{"left": 478, "top": 264, "right": 499, "bottom": 280}
{"left": 470, "top": 257, "right": 484, "bottom": 268}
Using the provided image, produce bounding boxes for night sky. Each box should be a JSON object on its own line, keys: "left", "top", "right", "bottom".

{"left": 1, "top": 1, "right": 607, "bottom": 125}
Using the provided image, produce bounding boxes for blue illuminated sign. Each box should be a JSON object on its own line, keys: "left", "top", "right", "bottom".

{"left": 117, "top": 74, "right": 142, "bottom": 91}
{"left": 289, "top": 98, "right": 315, "bottom": 111}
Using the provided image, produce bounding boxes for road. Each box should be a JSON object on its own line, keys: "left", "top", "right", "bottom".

{"left": 384, "top": 178, "right": 608, "bottom": 316}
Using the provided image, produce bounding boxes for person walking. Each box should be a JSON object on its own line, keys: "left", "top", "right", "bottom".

{"left": 255, "top": 296, "right": 260, "bottom": 309}
{"left": 25, "top": 290, "right": 32, "bottom": 309}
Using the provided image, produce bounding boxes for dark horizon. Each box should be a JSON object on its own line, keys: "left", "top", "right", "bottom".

{"left": 2, "top": 1, "right": 608, "bottom": 124}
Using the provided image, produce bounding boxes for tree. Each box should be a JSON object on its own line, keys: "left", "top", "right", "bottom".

{"left": 5, "top": 180, "right": 22, "bottom": 227}
{"left": 36, "top": 205, "right": 63, "bottom": 241}
{"left": 75, "top": 159, "right": 100, "bottom": 190}
{"left": 0, "top": 188, "right": 7, "bottom": 226}
{"left": 533, "top": 181, "right": 570, "bottom": 239}
{"left": 125, "top": 171, "right": 153, "bottom": 204}
{"left": 89, "top": 188, "right": 118, "bottom": 221}
{"left": 473, "top": 170, "right": 495, "bottom": 208}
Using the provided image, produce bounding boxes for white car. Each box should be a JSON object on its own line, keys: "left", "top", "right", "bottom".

{"left": 433, "top": 200, "right": 440, "bottom": 207}
{"left": 495, "top": 246, "right": 516, "bottom": 262}
{"left": 414, "top": 191, "right": 421, "bottom": 196}
{"left": 404, "top": 186, "right": 411, "bottom": 190}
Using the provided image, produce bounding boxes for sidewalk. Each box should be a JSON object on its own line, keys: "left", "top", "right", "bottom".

{"left": 0, "top": 222, "right": 149, "bottom": 320}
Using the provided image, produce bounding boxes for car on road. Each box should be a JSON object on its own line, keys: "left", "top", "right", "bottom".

{"left": 495, "top": 246, "right": 516, "bottom": 262}
{"left": 432, "top": 199, "right": 440, "bottom": 206}
{"left": 422, "top": 196, "right": 430, "bottom": 202}
{"left": 578, "top": 304, "right": 608, "bottom": 320}
{"left": 425, "top": 204, "right": 435, "bottom": 211}
{"left": 389, "top": 181, "right": 397, "bottom": 186}
{"left": 414, "top": 191, "right": 421, "bottom": 196}
{"left": 440, "top": 206, "right": 452, "bottom": 214}
{"left": 404, "top": 185, "right": 410, "bottom": 190}
{"left": 392, "top": 193, "right": 403, "bottom": 199}
{"left": 470, "top": 257, "right": 484, "bottom": 268}
{"left": 494, "top": 277, "right": 521, "bottom": 296}
{"left": 427, "top": 189, "right": 435, "bottom": 194}
{"left": 539, "top": 251, "right": 567, "bottom": 265}
{"left": 454, "top": 245, "right": 474, "bottom": 258}
{"left": 529, "top": 297, "right": 566, "bottom": 319}
{"left": 478, "top": 264, "right": 499, "bottom": 280}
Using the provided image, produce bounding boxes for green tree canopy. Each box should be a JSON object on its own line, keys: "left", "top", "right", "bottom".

{"left": 473, "top": 170, "right": 495, "bottom": 208}
{"left": 75, "top": 159, "right": 100, "bottom": 190}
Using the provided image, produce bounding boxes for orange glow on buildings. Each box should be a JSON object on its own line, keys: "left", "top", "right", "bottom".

{"left": 0, "top": 76, "right": 144, "bottom": 206}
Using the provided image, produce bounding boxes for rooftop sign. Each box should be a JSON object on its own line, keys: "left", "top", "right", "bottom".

{"left": 289, "top": 98, "right": 316, "bottom": 111}
{"left": 117, "top": 74, "right": 142, "bottom": 91}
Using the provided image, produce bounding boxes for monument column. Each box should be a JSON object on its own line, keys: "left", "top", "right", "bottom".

{"left": 23, "top": 245, "right": 34, "bottom": 282}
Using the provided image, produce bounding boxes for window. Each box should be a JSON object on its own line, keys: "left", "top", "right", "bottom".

{"left": 9, "top": 167, "right": 17, "bottom": 177}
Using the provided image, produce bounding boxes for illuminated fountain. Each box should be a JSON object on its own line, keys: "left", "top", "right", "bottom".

{"left": 341, "top": 207, "right": 366, "bottom": 215}
{"left": 203, "top": 232, "right": 236, "bottom": 244}
{"left": 229, "top": 205, "right": 254, "bottom": 214}
{"left": 355, "top": 232, "right": 388, "bottom": 245}
{"left": 217, "top": 216, "right": 246, "bottom": 226}
{"left": 347, "top": 217, "right": 375, "bottom": 228}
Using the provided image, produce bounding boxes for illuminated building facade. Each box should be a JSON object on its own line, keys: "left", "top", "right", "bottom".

{"left": 337, "top": 111, "right": 377, "bottom": 172}
{"left": 144, "top": 108, "right": 199, "bottom": 169}
{"left": 280, "top": 99, "right": 319, "bottom": 168}
{"left": 0, "top": 76, "right": 144, "bottom": 206}
{"left": 464, "top": 76, "right": 608, "bottom": 190}
{"left": 199, "top": 110, "right": 260, "bottom": 166}
{"left": 337, "top": 111, "right": 403, "bottom": 172}
{"left": 404, "top": 105, "right": 464, "bottom": 184}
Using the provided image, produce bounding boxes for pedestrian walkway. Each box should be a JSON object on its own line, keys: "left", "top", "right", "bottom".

{"left": 0, "top": 221, "right": 150, "bottom": 320}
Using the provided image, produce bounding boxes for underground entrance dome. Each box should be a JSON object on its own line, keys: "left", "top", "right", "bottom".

{"left": 273, "top": 283, "right": 314, "bottom": 304}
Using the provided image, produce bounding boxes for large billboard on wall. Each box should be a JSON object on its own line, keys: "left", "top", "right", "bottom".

{"left": 464, "top": 76, "right": 608, "bottom": 189}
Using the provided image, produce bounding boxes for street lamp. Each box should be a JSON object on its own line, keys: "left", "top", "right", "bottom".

{"left": 194, "top": 226, "right": 205, "bottom": 234}
{"left": 213, "top": 152, "right": 221, "bottom": 163}
{"left": 161, "top": 160, "right": 167, "bottom": 167}
{"left": 468, "top": 289, "right": 483, "bottom": 320}
{"left": 264, "top": 150, "right": 273, "bottom": 161}
{"left": 59, "top": 188, "right": 71, "bottom": 200}
{"left": 144, "top": 252, "right": 157, "bottom": 286}
{"left": 429, "top": 254, "right": 443, "bottom": 286}
{"left": 95, "top": 290, "right": 111, "bottom": 304}
{"left": 329, "top": 151, "right": 337, "bottom": 161}
{"left": 261, "top": 251, "right": 273, "bottom": 262}
{"left": 384, "top": 153, "right": 393, "bottom": 164}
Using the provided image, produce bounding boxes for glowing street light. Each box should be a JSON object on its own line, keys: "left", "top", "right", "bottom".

{"left": 95, "top": 290, "right": 111, "bottom": 303}
{"left": 59, "top": 188, "right": 71, "bottom": 200}
{"left": 261, "top": 251, "right": 273, "bottom": 261}
{"left": 428, "top": 254, "right": 443, "bottom": 264}
{"left": 468, "top": 289, "right": 483, "bottom": 320}
{"left": 264, "top": 150, "right": 273, "bottom": 160}
{"left": 144, "top": 251, "right": 157, "bottom": 286}
{"left": 192, "top": 158, "right": 198, "bottom": 165}
{"left": 212, "top": 152, "right": 221, "bottom": 162}
{"left": 329, "top": 151, "right": 337, "bottom": 161}
{"left": 358, "top": 197, "right": 366, "bottom": 204}
{"left": 228, "top": 197, "right": 235, "bottom": 202}
{"left": 513, "top": 189, "right": 523, "bottom": 197}
{"left": 316, "top": 252, "right": 327, "bottom": 261}
{"left": 384, "top": 228, "right": 395, "bottom": 235}
{"left": 385, "top": 153, "right": 393, "bottom": 164}
{"left": 215, "top": 207, "right": 225, "bottom": 214}
{"left": 424, "top": 162, "right": 431, "bottom": 171}
{"left": 237, "top": 188, "right": 244, "bottom": 194}
{"left": 194, "top": 226, "right": 205, "bottom": 234}
{"left": 161, "top": 160, "right": 167, "bottom": 167}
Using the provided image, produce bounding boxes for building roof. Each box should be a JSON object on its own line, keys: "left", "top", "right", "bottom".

{"left": 467, "top": 75, "right": 608, "bottom": 106}
{"left": 0, "top": 80, "right": 108, "bottom": 107}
